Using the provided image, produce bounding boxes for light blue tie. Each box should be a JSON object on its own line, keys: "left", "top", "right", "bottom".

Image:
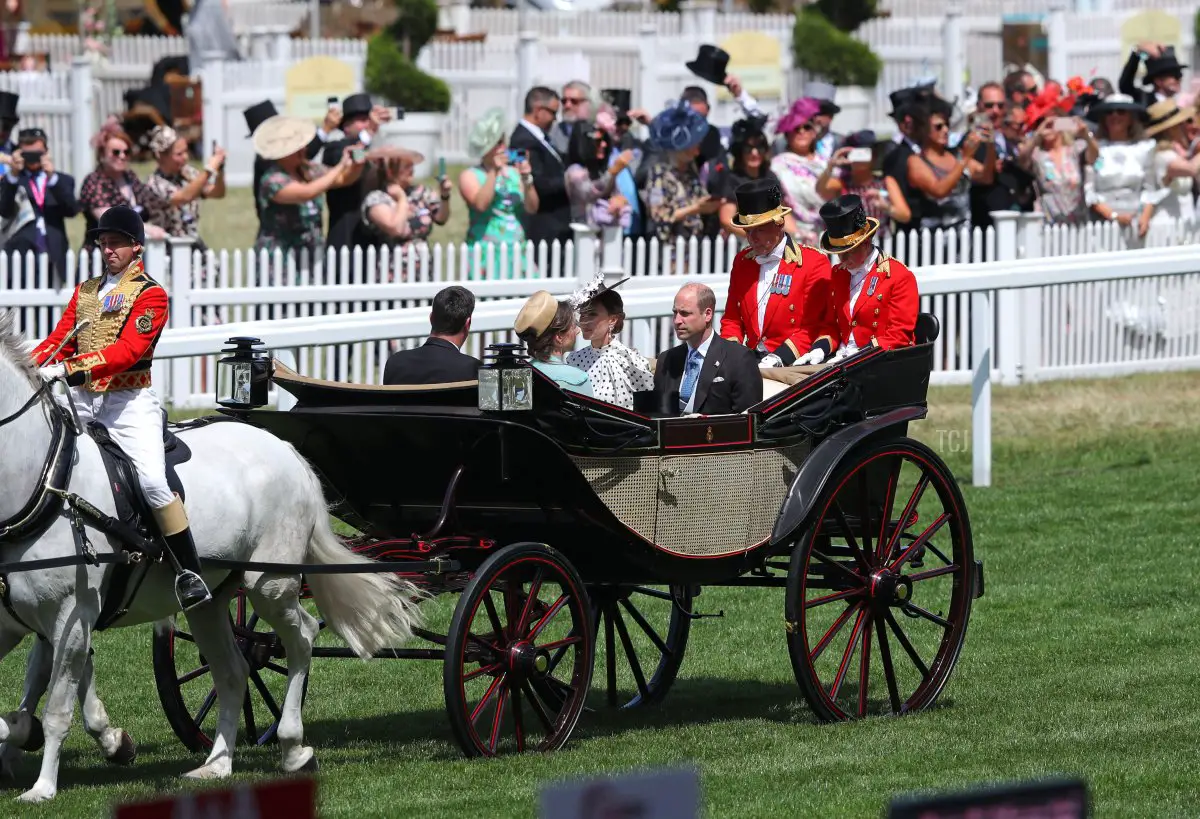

{"left": 679, "top": 349, "right": 701, "bottom": 409}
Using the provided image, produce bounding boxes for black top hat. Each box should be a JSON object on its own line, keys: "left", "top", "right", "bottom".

{"left": 686, "top": 44, "right": 730, "bottom": 86}
{"left": 730, "top": 114, "right": 768, "bottom": 148}
{"left": 888, "top": 86, "right": 933, "bottom": 119}
{"left": 817, "top": 99, "right": 842, "bottom": 117}
{"left": 1143, "top": 49, "right": 1187, "bottom": 85}
{"left": 732, "top": 177, "right": 792, "bottom": 228}
{"left": 0, "top": 91, "right": 18, "bottom": 122}
{"left": 243, "top": 100, "right": 278, "bottom": 137}
{"left": 341, "top": 93, "right": 373, "bottom": 118}
{"left": 818, "top": 194, "right": 880, "bottom": 255}
{"left": 843, "top": 129, "right": 877, "bottom": 148}
{"left": 601, "top": 88, "right": 632, "bottom": 113}
{"left": 86, "top": 205, "right": 146, "bottom": 246}
{"left": 928, "top": 95, "right": 955, "bottom": 121}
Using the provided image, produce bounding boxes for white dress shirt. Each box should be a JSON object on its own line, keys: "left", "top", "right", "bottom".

{"left": 840, "top": 248, "right": 879, "bottom": 358}
{"left": 519, "top": 119, "right": 561, "bottom": 161}
{"left": 754, "top": 236, "right": 787, "bottom": 346}
{"left": 681, "top": 331, "right": 714, "bottom": 414}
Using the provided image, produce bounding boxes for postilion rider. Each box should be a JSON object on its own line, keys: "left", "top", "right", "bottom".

{"left": 720, "top": 178, "right": 837, "bottom": 369}
{"left": 31, "top": 205, "right": 212, "bottom": 611}
{"left": 814, "top": 194, "right": 919, "bottom": 362}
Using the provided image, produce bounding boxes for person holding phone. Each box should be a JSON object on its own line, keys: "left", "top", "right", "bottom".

{"left": 905, "top": 97, "right": 991, "bottom": 235}
{"left": 0, "top": 127, "right": 81, "bottom": 285}
{"left": 816, "top": 131, "right": 910, "bottom": 246}
{"left": 143, "top": 126, "right": 226, "bottom": 261}
{"left": 1018, "top": 83, "right": 1099, "bottom": 225}
{"left": 458, "top": 107, "right": 539, "bottom": 279}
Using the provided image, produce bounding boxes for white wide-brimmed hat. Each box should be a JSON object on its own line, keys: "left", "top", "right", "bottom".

{"left": 365, "top": 131, "right": 426, "bottom": 165}
{"left": 252, "top": 115, "right": 317, "bottom": 161}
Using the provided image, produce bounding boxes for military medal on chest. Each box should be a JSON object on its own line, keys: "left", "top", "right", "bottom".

{"left": 101, "top": 293, "right": 125, "bottom": 313}
{"left": 771, "top": 272, "right": 792, "bottom": 296}
{"left": 866, "top": 276, "right": 879, "bottom": 297}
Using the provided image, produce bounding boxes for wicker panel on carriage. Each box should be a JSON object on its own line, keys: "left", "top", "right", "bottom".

{"left": 571, "top": 443, "right": 808, "bottom": 558}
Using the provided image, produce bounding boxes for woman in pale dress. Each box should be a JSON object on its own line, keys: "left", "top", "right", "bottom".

{"left": 1084, "top": 94, "right": 1155, "bottom": 242}
{"left": 770, "top": 97, "right": 828, "bottom": 246}
{"left": 1142, "top": 98, "right": 1200, "bottom": 245}
{"left": 565, "top": 277, "right": 653, "bottom": 409}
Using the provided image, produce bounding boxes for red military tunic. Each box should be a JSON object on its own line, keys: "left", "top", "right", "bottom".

{"left": 831, "top": 251, "right": 918, "bottom": 352}
{"left": 720, "top": 239, "right": 837, "bottom": 365}
{"left": 32, "top": 258, "right": 169, "bottom": 391}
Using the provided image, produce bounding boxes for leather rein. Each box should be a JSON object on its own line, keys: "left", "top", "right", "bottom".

{"left": 0, "top": 378, "right": 78, "bottom": 546}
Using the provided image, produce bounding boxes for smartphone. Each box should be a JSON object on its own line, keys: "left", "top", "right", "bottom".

{"left": 507, "top": 148, "right": 527, "bottom": 164}
{"left": 847, "top": 148, "right": 872, "bottom": 164}
{"left": 1054, "top": 117, "right": 1076, "bottom": 132}
{"left": 395, "top": 106, "right": 405, "bottom": 120}
{"left": 437, "top": 157, "right": 446, "bottom": 179}
{"left": 327, "top": 96, "right": 339, "bottom": 110}
{"left": 351, "top": 147, "right": 366, "bottom": 163}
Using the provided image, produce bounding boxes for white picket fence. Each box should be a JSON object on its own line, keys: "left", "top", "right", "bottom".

{"left": 4, "top": 214, "right": 1199, "bottom": 414}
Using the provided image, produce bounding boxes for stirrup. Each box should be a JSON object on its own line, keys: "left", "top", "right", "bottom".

{"left": 175, "top": 570, "right": 212, "bottom": 612}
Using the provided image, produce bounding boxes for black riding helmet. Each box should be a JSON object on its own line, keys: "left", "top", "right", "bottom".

{"left": 87, "top": 205, "right": 146, "bottom": 246}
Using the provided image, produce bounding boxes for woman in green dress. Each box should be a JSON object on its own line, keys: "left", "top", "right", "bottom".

{"left": 457, "top": 107, "right": 540, "bottom": 279}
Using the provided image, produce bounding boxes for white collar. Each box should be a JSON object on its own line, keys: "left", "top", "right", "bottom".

{"left": 756, "top": 236, "right": 787, "bottom": 266}
{"left": 689, "top": 331, "right": 714, "bottom": 360}
{"left": 520, "top": 119, "right": 547, "bottom": 141}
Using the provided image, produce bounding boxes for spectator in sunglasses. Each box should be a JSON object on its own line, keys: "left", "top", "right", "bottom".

{"left": 79, "top": 123, "right": 165, "bottom": 255}
{"left": 770, "top": 97, "right": 828, "bottom": 247}
{"left": 714, "top": 116, "right": 795, "bottom": 239}
{"left": 907, "top": 100, "right": 990, "bottom": 233}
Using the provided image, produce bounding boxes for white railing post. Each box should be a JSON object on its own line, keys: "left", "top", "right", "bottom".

{"left": 680, "top": 0, "right": 717, "bottom": 41}
{"left": 991, "top": 212, "right": 1021, "bottom": 385}
{"left": 941, "top": 2, "right": 965, "bottom": 106}
{"left": 200, "top": 54, "right": 226, "bottom": 168}
{"left": 599, "top": 225, "right": 625, "bottom": 286}
{"left": 166, "top": 237, "right": 195, "bottom": 409}
{"left": 273, "top": 28, "right": 293, "bottom": 63}
{"left": 69, "top": 56, "right": 94, "bottom": 181}
{"left": 1046, "top": 0, "right": 1069, "bottom": 86}
{"left": 971, "top": 289, "right": 992, "bottom": 488}
{"left": 636, "top": 24, "right": 658, "bottom": 114}
{"left": 1018, "top": 213, "right": 1045, "bottom": 382}
{"left": 572, "top": 223, "right": 597, "bottom": 292}
{"left": 517, "top": 31, "right": 537, "bottom": 110}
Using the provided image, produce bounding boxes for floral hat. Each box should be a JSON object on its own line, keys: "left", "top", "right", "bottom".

{"left": 648, "top": 101, "right": 710, "bottom": 152}
{"left": 776, "top": 97, "right": 822, "bottom": 136}
{"left": 468, "top": 107, "right": 508, "bottom": 159}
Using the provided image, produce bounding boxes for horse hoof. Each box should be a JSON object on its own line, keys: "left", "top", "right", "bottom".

{"left": 108, "top": 732, "right": 137, "bottom": 766}
{"left": 183, "top": 763, "right": 230, "bottom": 780}
{"left": 298, "top": 755, "right": 318, "bottom": 774}
{"left": 19, "top": 717, "right": 43, "bottom": 754}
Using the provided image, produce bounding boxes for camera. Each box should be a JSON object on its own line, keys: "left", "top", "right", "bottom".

{"left": 395, "top": 106, "right": 405, "bottom": 120}
{"left": 20, "top": 150, "right": 43, "bottom": 167}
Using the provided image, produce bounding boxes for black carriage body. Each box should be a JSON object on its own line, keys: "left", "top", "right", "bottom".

{"left": 231, "top": 343, "right": 934, "bottom": 586}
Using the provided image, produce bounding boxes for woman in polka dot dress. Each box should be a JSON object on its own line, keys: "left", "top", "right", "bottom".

{"left": 565, "top": 277, "right": 654, "bottom": 409}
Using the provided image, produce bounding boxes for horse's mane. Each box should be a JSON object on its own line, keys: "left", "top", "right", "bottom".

{"left": 0, "top": 311, "right": 41, "bottom": 391}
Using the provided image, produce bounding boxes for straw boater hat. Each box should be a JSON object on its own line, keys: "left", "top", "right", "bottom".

{"left": 818, "top": 194, "right": 880, "bottom": 255}
{"left": 252, "top": 115, "right": 317, "bottom": 161}
{"left": 515, "top": 291, "right": 562, "bottom": 340}
{"left": 732, "top": 178, "right": 791, "bottom": 229}
{"left": 1145, "top": 98, "right": 1196, "bottom": 139}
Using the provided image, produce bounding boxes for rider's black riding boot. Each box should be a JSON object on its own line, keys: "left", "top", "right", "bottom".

{"left": 152, "top": 495, "right": 212, "bottom": 611}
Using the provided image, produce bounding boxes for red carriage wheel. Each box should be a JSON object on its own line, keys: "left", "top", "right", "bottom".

{"left": 589, "top": 584, "right": 693, "bottom": 708}
{"left": 153, "top": 590, "right": 314, "bottom": 752}
{"left": 444, "top": 542, "right": 594, "bottom": 756}
{"left": 784, "top": 438, "right": 976, "bottom": 722}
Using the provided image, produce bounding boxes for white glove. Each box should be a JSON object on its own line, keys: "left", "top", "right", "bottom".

{"left": 38, "top": 364, "right": 66, "bottom": 382}
{"left": 758, "top": 353, "right": 784, "bottom": 369}
{"left": 795, "top": 348, "right": 826, "bottom": 366}
{"left": 829, "top": 347, "right": 850, "bottom": 364}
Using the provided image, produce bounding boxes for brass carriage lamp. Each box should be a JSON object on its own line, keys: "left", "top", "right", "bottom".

{"left": 216, "top": 337, "right": 271, "bottom": 410}
{"left": 478, "top": 342, "right": 534, "bottom": 412}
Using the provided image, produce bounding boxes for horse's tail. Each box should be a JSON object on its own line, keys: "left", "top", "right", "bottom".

{"left": 297, "top": 463, "right": 424, "bottom": 661}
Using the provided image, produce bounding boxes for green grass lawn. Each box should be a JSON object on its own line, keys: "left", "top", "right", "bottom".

{"left": 2, "top": 373, "right": 1199, "bottom": 816}
{"left": 66, "top": 163, "right": 474, "bottom": 251}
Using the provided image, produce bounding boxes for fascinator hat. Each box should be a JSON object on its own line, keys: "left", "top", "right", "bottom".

{"left": 648, "top": 101, "right": 710, "bottom": 152}
{"left": 776, "top": 97, "right": 822, "bottom": 135}
{"left": 468, "top": 107, "right": 508, "bottom": 159}
{"left": 568, "top": 271, "right": 630, "bottom": 311}
{"left": 148, "top": 125, "right": 180, "bottom": 156}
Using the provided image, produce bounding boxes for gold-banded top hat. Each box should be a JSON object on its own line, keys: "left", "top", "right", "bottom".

{"left": 732, "top": 177, "right": 792, "bottom": 229}
{"left": 818, "top": 194, "right": 880, "bottom": 255}
{"left": 252, "top": 115, "right": 317, "bottom": 162}
{"left": 515, "top": 291, "right": 561, "bottom": 339}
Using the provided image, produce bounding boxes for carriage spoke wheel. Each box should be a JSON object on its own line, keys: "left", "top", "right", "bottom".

{"left": 785, "top": 438, "right": 975, "bottom": 722}
{"left": 152, "top": 591, "right": 316, "bottom": 752}
{"left": 589, "top": 584, "right": 693, "bottom": 708}
{"left": 444, "top": 543, "right": 594, "bottom": 757}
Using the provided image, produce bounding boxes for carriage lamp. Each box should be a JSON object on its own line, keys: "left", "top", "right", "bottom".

{"left": 479, "top": 342, "right": 533, "bottom": 412}
{"left": 216, "top": 337, "right": 271, "bottom": 410}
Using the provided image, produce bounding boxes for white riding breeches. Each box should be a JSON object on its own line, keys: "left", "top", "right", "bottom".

{"left": 70, "top": 387, "right": 174, "bottom": 509}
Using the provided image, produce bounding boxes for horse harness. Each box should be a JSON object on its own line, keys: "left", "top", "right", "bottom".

{"left": 0, "top": 381, "right": 229, "bottom": 634}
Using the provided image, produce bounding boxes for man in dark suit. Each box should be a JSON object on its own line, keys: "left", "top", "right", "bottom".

{"left": 509, "top": 86, "right": 572, "bottom": 247}
{"left": 0, "top": 128, "right": 80, "bottom": 286}
{"left": 383, "top": 286, "right": 480, "bottom": 385}
{"left": 655, "top": 283, "right": 762, "bottom": 416}
{"left": 321, "top": 93, "right": 378, "bottom": 251}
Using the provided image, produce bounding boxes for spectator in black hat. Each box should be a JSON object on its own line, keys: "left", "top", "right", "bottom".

{"left": 322, "top": 92, "right": 393, "bottom": 250}
{"left": 0, "top": 127, "right": 81, "bottom": 285}
{"left": 0, "top": 91, "right": 18, "bottom": 177}
{"left": 1119, "top": 43, "right": 1185, "bottom": 108}
{"left": 881, "top": 87, "right": 933, "bottom": 237}
{"left": 712, "top": 116, "right": 795, "bottom": 239}
{"left": 245, "top": 100, "right": 338, "bottom": 224}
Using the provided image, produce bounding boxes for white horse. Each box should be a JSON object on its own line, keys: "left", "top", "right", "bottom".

{"left": 0, "top": 312, "right": 422, "bottom": 802}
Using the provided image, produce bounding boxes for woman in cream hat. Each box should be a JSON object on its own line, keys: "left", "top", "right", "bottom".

{"left": 1143, "top": 98, "right": 1200, "bottom": 233}
{"left": 514, "top": 290, "right": 592, "bottom": 396}
{"left": 458, "top": 107, "right": 539, "bottom": 280}
{"left": 253, "top": 114, "right": 360, "bottom": 261}
{"left": 358, "top": 136, "right": 448, "bottom": 262}
{"left": 143, "top": 125, "right": 226, "bottom": 252}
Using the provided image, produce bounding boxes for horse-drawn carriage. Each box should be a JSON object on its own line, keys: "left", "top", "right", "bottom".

{"left": 152, "top": 323, "right": 984, "bottom": 757}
